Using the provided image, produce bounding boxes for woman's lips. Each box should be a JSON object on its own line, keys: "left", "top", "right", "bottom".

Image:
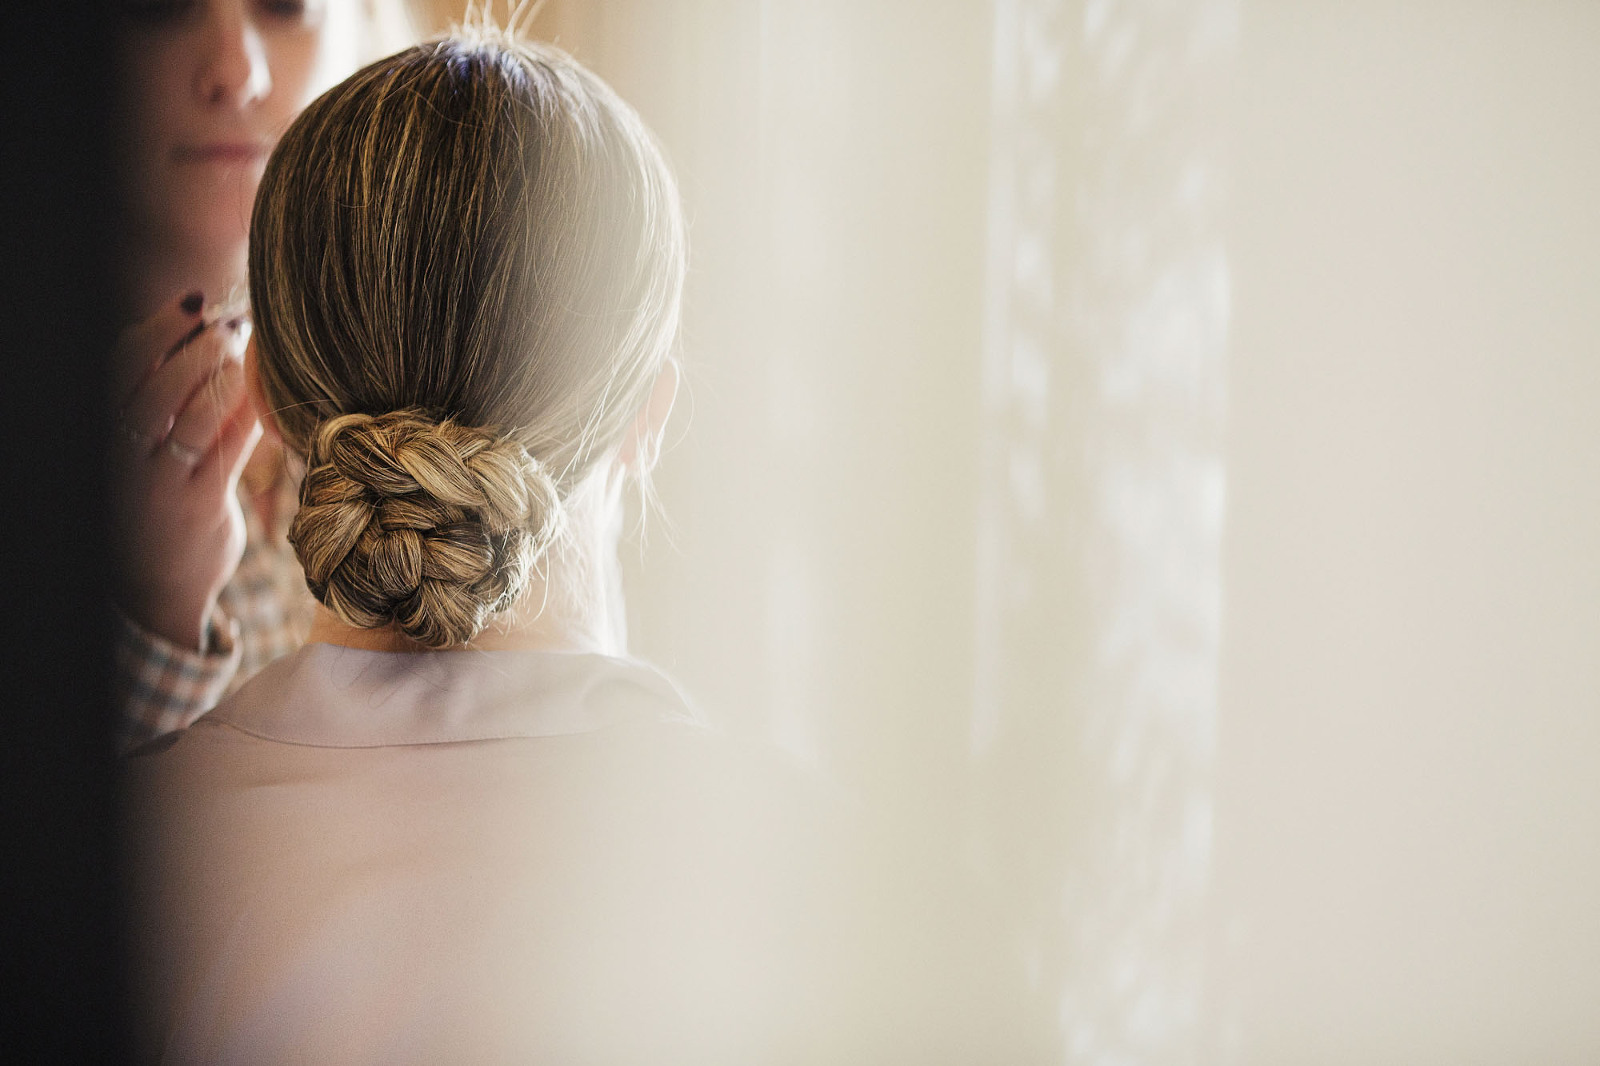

{"left": 174, "top": 143, "right": 269, "bottom": 165}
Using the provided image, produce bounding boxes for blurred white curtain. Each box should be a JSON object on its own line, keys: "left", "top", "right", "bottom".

{"left": 976, "top": 0, "right": 1232, "bottom": 1060}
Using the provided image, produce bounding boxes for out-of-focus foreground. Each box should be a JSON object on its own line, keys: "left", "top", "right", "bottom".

{"left": 408, "top": 2, "right": 1600, "bottom": 1062}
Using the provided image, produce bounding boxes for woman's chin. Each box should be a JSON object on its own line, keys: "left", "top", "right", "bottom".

{"left": 130, "top": 166, "right": 259, "bottom": 267}
{"left": 155, "top": 201, "right": 253, "bottom": 275}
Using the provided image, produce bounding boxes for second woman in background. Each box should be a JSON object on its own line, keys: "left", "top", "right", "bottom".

{"left": 111, "top": 0, "right": 412, "bottom": 748}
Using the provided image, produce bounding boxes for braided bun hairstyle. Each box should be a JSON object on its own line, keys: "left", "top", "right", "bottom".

{"left": 289, "top": 410, "right": 564, "bottom": 649}
{"left": 248, "top": 29, "right": 685, "bottom": 646}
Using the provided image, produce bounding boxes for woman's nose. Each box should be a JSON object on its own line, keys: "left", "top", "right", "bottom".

{"left": 193, "top": 12, "right": 273, "bottom": 109}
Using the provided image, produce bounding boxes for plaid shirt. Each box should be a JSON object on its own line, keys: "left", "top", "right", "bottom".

{"left": 115, "top": 462, "right": 315, "bottom": 753}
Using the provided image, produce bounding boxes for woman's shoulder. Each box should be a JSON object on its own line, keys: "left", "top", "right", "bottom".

{"left": 121, "top": 650, "right": 1048, "bottom": 1060}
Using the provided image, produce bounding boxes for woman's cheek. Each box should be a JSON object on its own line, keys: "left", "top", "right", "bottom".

{"left": 289, "top": 5, "right": 371, "bottom": 108}
{"left": 115, "top": 60, "right": 180, "bottom": 229}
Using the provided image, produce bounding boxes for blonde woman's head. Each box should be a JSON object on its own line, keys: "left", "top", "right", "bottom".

{"left": 248, "top": 29, "right": 686, "bottom": 648}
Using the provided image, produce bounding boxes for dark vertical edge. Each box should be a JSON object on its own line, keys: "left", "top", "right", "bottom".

{"left": 0, "top": 0, "right": 131, "bottom": 1060}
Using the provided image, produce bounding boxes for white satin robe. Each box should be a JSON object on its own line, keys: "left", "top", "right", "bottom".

{"left": 124, "top": 643, "right": 1038, "bottom": 1064}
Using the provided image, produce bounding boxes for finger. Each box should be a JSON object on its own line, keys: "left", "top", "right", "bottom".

{"left": 195, "top": 397, "right": 264, "bottom": 491}
{"left": 163, "top": 357, "right": 248, "bottom": 473}
{"left": 121, "top": 323, "right": 245, "bottom": 448}
{"left": 111, "top": 291, "right": 207, "bottom": 407}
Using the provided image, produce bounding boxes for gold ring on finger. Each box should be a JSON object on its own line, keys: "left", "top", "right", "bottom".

{"left": 164, "top": 437, "right": 205, "bottom": 468}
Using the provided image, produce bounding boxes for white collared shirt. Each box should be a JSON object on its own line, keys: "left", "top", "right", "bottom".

{"left": 126, "top": 644, "right": 861, "bottom": 1063}
{"left": 125, "top": 643, "right": 1044, "bottom": 1063}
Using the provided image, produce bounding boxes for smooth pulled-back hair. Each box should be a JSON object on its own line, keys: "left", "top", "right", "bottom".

{"left": 248, "top": 30, "right": 685, "bottom": 648}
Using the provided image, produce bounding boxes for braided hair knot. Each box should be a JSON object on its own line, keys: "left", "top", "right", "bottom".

{"left": 288, "top": 409, "right": 565, "bottom": 648}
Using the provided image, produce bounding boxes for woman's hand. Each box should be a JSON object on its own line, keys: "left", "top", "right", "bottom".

{"left": 111, "top": 293, "right": 264, "bottom": 651}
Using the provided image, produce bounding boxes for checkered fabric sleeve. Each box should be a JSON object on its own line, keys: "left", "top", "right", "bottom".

{"left": 113, "top": 604, "right": 241, "bottom": 755}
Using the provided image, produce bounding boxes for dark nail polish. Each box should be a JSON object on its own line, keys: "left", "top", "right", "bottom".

{"left": 180, "top": 291, "right": 204, "bottom": 315}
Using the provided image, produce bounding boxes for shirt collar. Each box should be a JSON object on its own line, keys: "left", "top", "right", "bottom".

{"left": 204, "top": 642, "right": 703, "bottom": 749}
